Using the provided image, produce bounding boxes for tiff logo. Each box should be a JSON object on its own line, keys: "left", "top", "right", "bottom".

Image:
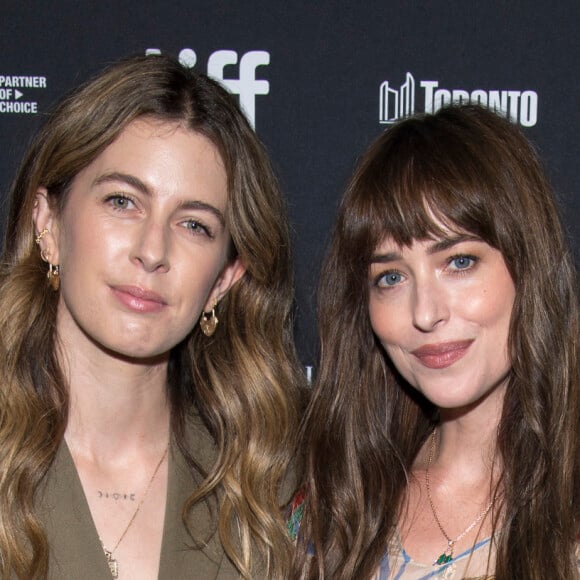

{"left": 146, "top": 48, "right": 270, "bottom": 129}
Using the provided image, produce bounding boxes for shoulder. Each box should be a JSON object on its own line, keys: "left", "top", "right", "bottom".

{"left": 183, "top": 411, "right": 218, "bottom": 462}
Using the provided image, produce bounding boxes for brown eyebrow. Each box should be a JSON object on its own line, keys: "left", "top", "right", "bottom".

{"left": 426, "top": 234, "right": 481, "bottom": 254}
{"left": 93, "top": 171, "right": 151, "bottom": 194}
{"left": 93, "top": 171, "right": 226, "bottom": 226}
{"left": 176, "top": 200, "right": 225, "bottom": 226}
{"left": 369, "top": 235, "right": 481, "bottom": 264}
{"left": 369, "top": 251, "right": 402, "bottom": 264}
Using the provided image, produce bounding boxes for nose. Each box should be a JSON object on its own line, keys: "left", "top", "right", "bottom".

{"left": 411, "top": 277, "right": 449, "bottom": 332}
{"left": 130, "top": 220, "right": 170, "bottom": 273}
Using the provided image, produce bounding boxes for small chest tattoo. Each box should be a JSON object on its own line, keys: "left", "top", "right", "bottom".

{"left": 97, "top": 491, "right": 136, "bottom": 501}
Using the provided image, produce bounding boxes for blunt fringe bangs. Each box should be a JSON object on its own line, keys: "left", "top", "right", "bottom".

{"left": 340, "top": 105, "right": 565, "bottom": 293}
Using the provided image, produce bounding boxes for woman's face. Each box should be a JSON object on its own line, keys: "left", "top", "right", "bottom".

{"left": 368, "top": 231, "right": 515, "bottom": 411}
{"left": 35, "top": 118, "right": 244, "bottom": 361}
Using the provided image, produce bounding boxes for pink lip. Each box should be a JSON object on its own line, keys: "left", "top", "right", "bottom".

{"left": 111, "top": 285, "right": 167, "bottom": 313}
{"left": 411, "top": 340, "right": 474, "bottom": 369}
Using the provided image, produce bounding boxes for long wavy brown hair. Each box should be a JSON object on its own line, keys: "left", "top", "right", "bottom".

{"left": 292, "top": 105, "right": 579, "bottom": 579}
{"left": 0, "top": 54, "right": 304, "bottom": 579}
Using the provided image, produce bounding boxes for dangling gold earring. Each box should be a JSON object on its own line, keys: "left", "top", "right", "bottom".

{"left": 200, "top": 305, "right": 218, "bottom": 337}
{"left": 47, "top": 263, "right": 60, "bottom": 291}
{"left": 38, "top": 242, "right": 60, "bottom": 291}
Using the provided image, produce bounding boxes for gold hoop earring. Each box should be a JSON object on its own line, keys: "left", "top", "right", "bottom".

{"left": 47, "top": 263, "right": 60, "bottom": 291}
{"left": 35, "top": 228, "right": 49, "bottom": 245}
{"left": 200, "top": 306, "right": 218, "bottom": 337}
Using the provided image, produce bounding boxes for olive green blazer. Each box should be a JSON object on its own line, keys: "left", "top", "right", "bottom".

{"left": 38, "top": 417, "right": 240, "bottom": 579}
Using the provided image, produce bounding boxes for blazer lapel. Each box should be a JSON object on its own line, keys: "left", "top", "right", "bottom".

{"left": 39, "top": 417, "right": 239, "bottom": 579}
{"left": 158, "top": 415, "right": 238, "bottom": 579}
{"left": 39, "top": 442, "right": 113, "bottom": 580}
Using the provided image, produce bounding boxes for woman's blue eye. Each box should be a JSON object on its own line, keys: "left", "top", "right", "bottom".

{"left": 450, "top": 255, "right": 475, "bottom": 270}
{"left": 108, "top": 195, "right": 133, "bottom": 209}
{"left": 378, "top": 272, "right": 403, "bottom": 287}
{"left": 184, "top": 220, "right": 211, "bottom": 237}
{"left": 186, "top": 220, "right": 201, "bottom": 231}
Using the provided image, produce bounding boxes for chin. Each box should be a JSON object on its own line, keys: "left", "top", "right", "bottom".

{"left": 430, "top": 389, "right": 501, "bottom": 414}
{"left": 413, "top": 382, "right": 477, "bottom": 409}
{"left": 99, "top": 340, "right": 172, "bottom": 364}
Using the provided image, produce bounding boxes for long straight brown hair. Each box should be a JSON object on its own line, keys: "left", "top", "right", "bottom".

{"left": 293, "top": 105, "right": 579, "bottom": 579}
{"left": 0, "top": 54, "right": 304, "bottom": 579}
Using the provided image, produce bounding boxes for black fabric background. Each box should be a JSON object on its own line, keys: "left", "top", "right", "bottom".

{"left": 1, "top": 1, "right": 577, "bottom": 366}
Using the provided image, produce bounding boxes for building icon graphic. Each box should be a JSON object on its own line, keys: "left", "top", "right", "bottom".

{"left": 379, "top": 72, "right": 415, "bottom": 123}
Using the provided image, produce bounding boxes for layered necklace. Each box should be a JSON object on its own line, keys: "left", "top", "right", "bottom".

{"left": 102, "top": 446, "right": 168, "bottom": 578}
{"left": 425, "top": 429, "right": 494, "bottom": 566}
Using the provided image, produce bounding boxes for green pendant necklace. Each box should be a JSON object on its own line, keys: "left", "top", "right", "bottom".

{"left": 425, "top": 429, "right": 494, "bottom": 566}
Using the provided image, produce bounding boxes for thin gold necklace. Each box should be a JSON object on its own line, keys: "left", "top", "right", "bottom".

{"left": 425, "top": 429, "right": 494, "bottom": 566}
{"left": 102, "top": 446, "right": 168, "bottom": 578}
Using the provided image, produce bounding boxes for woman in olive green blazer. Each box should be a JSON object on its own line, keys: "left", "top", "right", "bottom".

{"left": 0, "top": 54, "right": 302, "bottom": 579}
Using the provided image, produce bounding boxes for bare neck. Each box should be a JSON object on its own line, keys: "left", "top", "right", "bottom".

{"left": 421, "top": 382, "right": 506, "bottom": 481}
{"left": 61, "top": 341, "right": 171, "bottom": 464}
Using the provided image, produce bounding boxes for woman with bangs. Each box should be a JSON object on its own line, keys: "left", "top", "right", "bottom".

{"left": 0, "top": 54, "right": 304, "bottom": 579}
{"left": 290, "top": 105, "right": 579, "bottom": 579}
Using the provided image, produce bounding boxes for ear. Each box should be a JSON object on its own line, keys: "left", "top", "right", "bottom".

{"left": 33, "top": 188, "right": 61, "bottom": 264}
{"left": 203, "top": 256, "right": 246, "bottom": 312}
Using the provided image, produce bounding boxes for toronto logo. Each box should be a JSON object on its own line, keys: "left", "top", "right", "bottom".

{"left": 379, "top": 73, "right": 538, "bottom": 127}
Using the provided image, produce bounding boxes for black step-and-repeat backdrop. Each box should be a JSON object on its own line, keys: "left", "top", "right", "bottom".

{"left": 1, "top": 2, "right": 578, "bottom": 369}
